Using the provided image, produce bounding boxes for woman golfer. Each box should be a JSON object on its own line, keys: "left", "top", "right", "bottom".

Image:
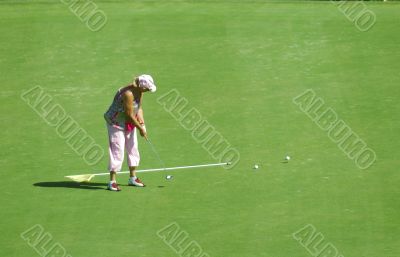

{"left": 104, "top": 74, "right": 157, "bottom": 191}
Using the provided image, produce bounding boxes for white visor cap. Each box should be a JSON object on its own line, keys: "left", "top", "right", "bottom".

{"left": 138, "top": 74, "right": 156, "bottom": 93}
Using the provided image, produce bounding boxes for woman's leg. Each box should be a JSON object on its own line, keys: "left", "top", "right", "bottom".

{"left": 125, "top": 128, "right": 144, "bottom": 186}
{"left": 107, "top": 125, "right": 125, "bottom": 183}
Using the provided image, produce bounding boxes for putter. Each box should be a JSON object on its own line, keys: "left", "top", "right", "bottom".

{"left": 145, "top": 137, "right": 166, "bottom": 169}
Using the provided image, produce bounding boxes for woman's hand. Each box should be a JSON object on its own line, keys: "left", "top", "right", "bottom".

{"left": 139, "top": 125, "right": 148, "bottom": 139}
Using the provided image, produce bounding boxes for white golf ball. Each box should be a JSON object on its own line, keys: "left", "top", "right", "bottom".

{"left": 254, "top": 164, "right": 259, "bottom": 169}
{"left": 166, "top": 175, "right": 173, "bottom": 180}
{"left": 285, "top": 156, "right": 291, "bottom": 161}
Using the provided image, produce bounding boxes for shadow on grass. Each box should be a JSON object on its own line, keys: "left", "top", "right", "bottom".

{"left": 33, "top": 181, "right": 107, "bottom": 190}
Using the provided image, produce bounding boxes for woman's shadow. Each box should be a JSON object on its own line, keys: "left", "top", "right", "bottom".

{"left": 33, "top": 181, "right": 107, "bottom": 190}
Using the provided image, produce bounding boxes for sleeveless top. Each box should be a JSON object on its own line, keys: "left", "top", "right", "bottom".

{"left": 104, "top": 86, "right": 140, "bottom": 130}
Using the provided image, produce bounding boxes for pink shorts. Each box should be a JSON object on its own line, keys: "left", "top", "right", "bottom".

{"left": 107, "top": 124, "right": 140, "bottom": 172}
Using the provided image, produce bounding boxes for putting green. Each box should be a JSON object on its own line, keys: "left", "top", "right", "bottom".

{"left": 1, "top": 1, "right": 399, "bottom": 257}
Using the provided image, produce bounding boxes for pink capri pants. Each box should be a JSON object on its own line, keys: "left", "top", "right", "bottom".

{"left": 107, "top": 124, "right": 140, "bottom": 172}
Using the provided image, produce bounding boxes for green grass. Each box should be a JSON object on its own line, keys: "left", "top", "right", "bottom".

{"left": 1, "top": 1, "right": 399, "bottom": 257}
